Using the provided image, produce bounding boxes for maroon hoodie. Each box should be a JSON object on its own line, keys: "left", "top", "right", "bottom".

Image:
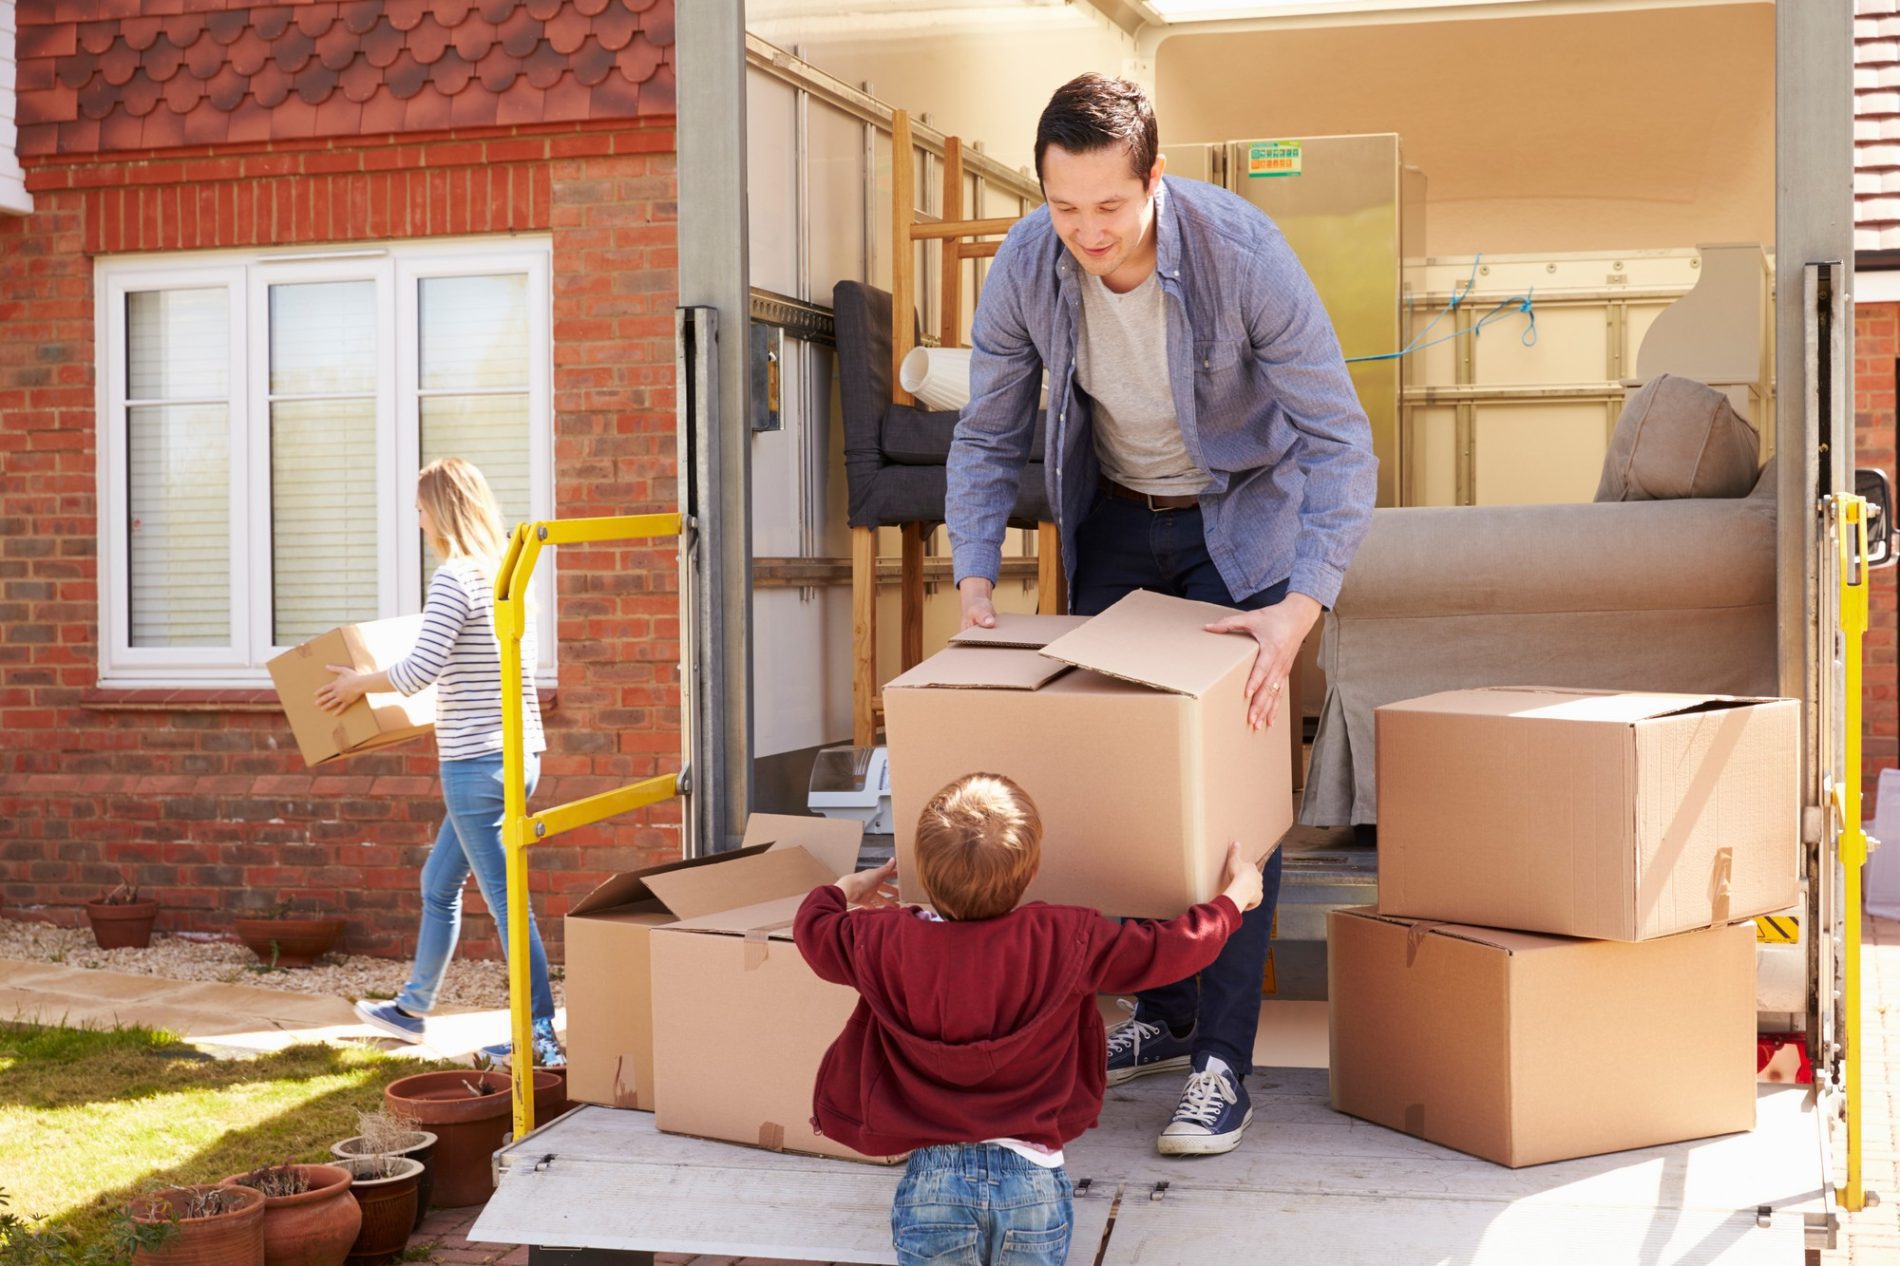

{"left": 793, "top": 885, "right": 1242, "bottom": 1157}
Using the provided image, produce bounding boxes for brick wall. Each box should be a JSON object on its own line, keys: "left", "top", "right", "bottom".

{"left": 1858, "top": 301, "right": 1900, "bottom": 820}
{"left": 0, "top": 121, "right": 682, "bottom": 959}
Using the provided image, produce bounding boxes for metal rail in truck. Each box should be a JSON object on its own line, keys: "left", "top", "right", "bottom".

{"left": 472, "top": 3, "right": 1879, "bottom": 1262}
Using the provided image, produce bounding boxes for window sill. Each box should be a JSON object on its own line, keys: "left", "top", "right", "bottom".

{"left": 82, "top": 687, "right": 559, "bottom": 713}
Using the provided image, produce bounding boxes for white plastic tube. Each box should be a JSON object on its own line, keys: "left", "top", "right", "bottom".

{"left": 899, "top": 346, "right": 1049, "bottom": 413}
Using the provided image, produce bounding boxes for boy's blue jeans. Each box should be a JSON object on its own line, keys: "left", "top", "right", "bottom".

{"left": 892, "top": 1144, "right": 1072, "bottom": 1266}
{"left": 395, "top": 751, "right": 555, "bottom": 1023}
{"left": 1070, "top": 494, "right": 1291, "bottom": 1075}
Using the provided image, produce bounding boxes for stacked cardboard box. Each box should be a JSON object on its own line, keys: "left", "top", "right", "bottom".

{"left": 1330, "top": 687, "right": 1799, "bottom": 1167}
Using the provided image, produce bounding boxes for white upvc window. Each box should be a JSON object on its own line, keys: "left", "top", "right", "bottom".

{"left": 96, "top": 239, "right": 555, "bottom": 688}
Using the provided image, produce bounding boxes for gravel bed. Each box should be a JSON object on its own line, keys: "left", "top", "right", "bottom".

{"left": 0, "top": 917, "right": 565, "bottom": 1011}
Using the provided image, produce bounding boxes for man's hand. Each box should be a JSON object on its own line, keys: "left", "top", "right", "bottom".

{"left": 834, "top": 859, "right": 900, "bottom": 908}
{"left": 1219, "top": 841, "right": 1264, "bottom": 913}
{"left": 1205, "top": 593, "right": 1322, "bottom": 731}
{"left": 958, "top": 577, "right": 998, "bottom": 631}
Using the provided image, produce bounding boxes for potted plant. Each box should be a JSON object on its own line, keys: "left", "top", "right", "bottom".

{"left": 380, "top": 1069, "right": 561, "bottom": 1208}
{"left": 330, "top": 1109, "right": 436, "bottom": 1230}
{"left": 235, "top": 898, "right": 345, "bottom": 969}
{"left": 85, "top": 876, "right": 159, "bottom": 950}
{"left": 336, "top": 1156, "right": 422, "bottom": 1266}
{"left": 218, "top": 1163, "right": 359, "bottom": 1266}
{"left": 128, "top": 1183, "right": 265, "bottom": 1266}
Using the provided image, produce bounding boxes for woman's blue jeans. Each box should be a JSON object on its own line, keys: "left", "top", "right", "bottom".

{"left": 396, "top": 751, "right": 555, "bottom": 1023}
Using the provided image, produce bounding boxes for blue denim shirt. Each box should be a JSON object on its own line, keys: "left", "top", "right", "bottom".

{"left": 945, "top": 175, "right": 1377, "bottom": 608}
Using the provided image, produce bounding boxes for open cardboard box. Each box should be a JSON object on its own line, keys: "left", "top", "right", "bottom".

{"left": 565, "top": 814, "right": 863, "bottom": 1114}
{"left": 646, "top": 821, "right": 903, "bottom": 1165}
{"left": 1376, "top": 687, "right": 1800, "bottom": 940}
{"left": 267, "top": 616, "right": 437, "bottom": 767}
{"left": 884, "top": 590, "right": 1292, "bottom": 920}
{"left": 1328, "top": 907, "right": 1757, "bottom": 1167}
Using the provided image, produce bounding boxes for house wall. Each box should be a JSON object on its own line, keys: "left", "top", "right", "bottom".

{"left": 1856, "top": 300, "right": 1900, "bottom": 814}
{"left": 0, "top": 118, "right": 683, "bottom": 960}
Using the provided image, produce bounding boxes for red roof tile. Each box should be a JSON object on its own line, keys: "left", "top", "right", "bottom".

{"left": 18, "top": 0, "right": 679, "bottom": 156}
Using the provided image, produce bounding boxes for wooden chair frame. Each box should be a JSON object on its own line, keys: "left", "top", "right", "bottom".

{"left": 851, "top": 110, "right": 1063, "bottom": 747}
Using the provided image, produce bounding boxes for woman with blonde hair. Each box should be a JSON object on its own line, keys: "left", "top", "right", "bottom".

{"left": 317, "top": 456, "right": 561, "bottom": 1066}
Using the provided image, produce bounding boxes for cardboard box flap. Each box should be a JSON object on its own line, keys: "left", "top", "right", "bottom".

{"left": 567, "top": 842, "right": 774, "bottom": 917}
{"left": 665, "top": 892, "right": 808, "bottom": 939}
{"left": 643, "top": 846, "right": 840, "bottom": 921}
{"left": 1038, "top": 589, "right": 1254, "bottom": 698}
{"left": 741, "top": 813, "right": 864, "bottom": 880}
{"left": 1334, "top": 906, "right": 1577, "bottom": 955}
{"left": 1384, "top": 686, "right": 1771, "bottom": 726}
{"left": 887, "top": 646, "right": 1071, "bottom": 691}
{"left": 950, "top": 614, "right": 1091, "bottom": 650}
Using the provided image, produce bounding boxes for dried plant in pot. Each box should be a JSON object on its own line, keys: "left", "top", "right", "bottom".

{"left": 85, "top": 876, "right": 159, "bottom": 950}
{"left": 336, "top": 1156, "right": 422, "bottom": 1266}
{"left": 128, "top": 1182, "right": 265, "bottom": 1266}
{"left": 330, "top": 1109, "right": 436, "bottom": 1230}
{"left": 217, "top": 1163, "right": 359, "bottom": 1266}
{"left": 378, "top": 1069, "right": 557, "bottom": 1208}
{"left": 234, "top": 897, "right": 345, "bottom": 970}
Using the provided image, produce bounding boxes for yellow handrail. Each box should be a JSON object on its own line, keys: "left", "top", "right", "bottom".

{"left": 495, "top": 512, "right": 685, "bottom": 1141}
{"left": 1834, "top": 495, "right": 1871, "bottom": 1213}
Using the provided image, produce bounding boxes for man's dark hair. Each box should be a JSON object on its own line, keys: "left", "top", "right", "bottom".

{"left": 1034, "top": 73, "right": 1159, "bottom": 189}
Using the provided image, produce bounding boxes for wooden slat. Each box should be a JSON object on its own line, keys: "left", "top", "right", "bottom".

{"left": 852, "top": 525, "right": 878, "bottom": 747}
{"left": 910, "top": 216, "right": 1019, "bottom": 241}
{"left": 1037, "top": 521, "right": 1066, "bottom": 615}
{"left": 891, "top": 110, "right": 917, "bottom": 407}
{"left": 940, "top": 136, "right": 963, "bottom": 350}
{"left": 899, "top": 522, "right": 925, "bottom": 672}
{"left": 957, "top": 240, "right": 1003, "bottom": 261}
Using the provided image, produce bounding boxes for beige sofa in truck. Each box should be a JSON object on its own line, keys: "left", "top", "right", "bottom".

{"left": 1299, "top": 375, "right": 1778, "bottom": 828}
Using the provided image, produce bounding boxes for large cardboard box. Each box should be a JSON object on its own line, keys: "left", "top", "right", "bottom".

{"left": 1377, "top": 688, "right": 1800, "bottom": 941}
{"left": 648, "top": 836, "right": 902, "bottom": 1164}
{"left": 884, "top": 591, "right": 1291, "bottom": 919}
{"left": 266, "top": 616, "right": 437, "bottom": 767}
{"left": 564, "top": 815, "right": 862, "bottom": 1113}
{"left": 1328, "top": 907, "right": 1756, "bottom": 1167}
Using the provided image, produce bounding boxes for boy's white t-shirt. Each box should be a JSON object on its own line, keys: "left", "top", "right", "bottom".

{"left": 914, "top": 907, "right": 1068, "bottom": 1169}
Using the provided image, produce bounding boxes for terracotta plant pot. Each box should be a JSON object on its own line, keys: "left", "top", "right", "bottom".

{"left": 235, "top": 917, "right": 345, "bottom": 968}
{"left": 218, "top": 1164, "right": 360, "bottom": 1266}
{"left": 130, "top": 1183, "right": 266, "bottom": 1266}
{"left": 86, "top": 898, "right": 159, "bottom": 950}
{"left": 330, "top": 1131, "right": 436, "bottom": 1230}
{"left": 380, "top": 1069, "right": 559, "bottom": 1208}
{"left": 337, "top": 1157, "right": 421, "bottom": 1266}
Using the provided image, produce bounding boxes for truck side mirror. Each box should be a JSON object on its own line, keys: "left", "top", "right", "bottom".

{"left": 1856, "top": 466, "right": 1895, "bottom": 569}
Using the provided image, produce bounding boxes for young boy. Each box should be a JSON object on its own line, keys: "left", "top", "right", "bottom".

{"left": 794, "top": 772, "right": 1263, "bottom": 1266}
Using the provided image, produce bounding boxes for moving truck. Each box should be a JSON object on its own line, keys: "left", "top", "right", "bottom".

{"left": 475, "top": 2, "right": 1887, "bottom": 1261}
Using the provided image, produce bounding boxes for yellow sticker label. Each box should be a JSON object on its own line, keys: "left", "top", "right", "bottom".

{"left": 1247, "top": 141, "right": 1302, "bottom": 179}
{"left": 1755, "top": 915, "right": 1799, "bottom": 943}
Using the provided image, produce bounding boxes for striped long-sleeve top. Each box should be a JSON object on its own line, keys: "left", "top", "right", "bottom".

{"left": 387, "top": 557, "right": 546, "bottom": 762}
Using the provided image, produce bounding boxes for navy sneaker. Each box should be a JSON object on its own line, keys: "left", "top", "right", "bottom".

{"left": 355, "top": 999, "right": 425, "bottom": 1044}
{"left": 1106, "top": 1003, "right": 1195, "bottom": 1087}
{"left": 478, "top": 1019, "right": 566, "bottom": 1069}
{"left": 1156, "top": 1054, "right": 1253, "bottom": 1156}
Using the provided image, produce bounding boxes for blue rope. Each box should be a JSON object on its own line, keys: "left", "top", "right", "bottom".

{"left": 1344, "top": 254, "right": 1537, "bottom": 363}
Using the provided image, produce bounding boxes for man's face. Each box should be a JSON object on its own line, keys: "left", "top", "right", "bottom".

{"left": 1040, "top": 143, "right": 1163, "bottom": 286}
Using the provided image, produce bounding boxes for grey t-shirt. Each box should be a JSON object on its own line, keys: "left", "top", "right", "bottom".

{"left": 1075, "top": 268, "right": 1208, "bottom": 496}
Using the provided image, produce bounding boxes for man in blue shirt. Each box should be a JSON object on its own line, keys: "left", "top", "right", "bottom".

{"left": 946, "top": 74, "right": 1376, "bottom": 1156}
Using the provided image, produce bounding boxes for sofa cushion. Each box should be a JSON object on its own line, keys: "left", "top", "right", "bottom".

{"left": 1595, "top": 374, "right": 1761, "bottom": 502}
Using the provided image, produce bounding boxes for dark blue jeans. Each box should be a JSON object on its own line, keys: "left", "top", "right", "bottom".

{"left": 891, "top": 1145, "right": 1072, "bottom": 1266}
{"left": 1070, "top": 493, "right": 1289, "bottom": 1075}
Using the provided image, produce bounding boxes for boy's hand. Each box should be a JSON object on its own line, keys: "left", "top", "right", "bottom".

{"left": 1219, "top": 841, "right": 1264, "bottom": 913}
{"left": 834, "top": 859, "right": 900, "bottom": 908}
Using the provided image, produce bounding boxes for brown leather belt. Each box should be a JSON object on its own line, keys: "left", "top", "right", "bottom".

{"left": 1099, "top": 477, "right": 1201, "bottom": 511}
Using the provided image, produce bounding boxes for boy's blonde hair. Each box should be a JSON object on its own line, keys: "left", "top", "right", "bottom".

{"left": 914, "top": 773, "right": 1042, "bottom": 920}
{"left": 417, "top": 457, "right": 508, "bottom": 572}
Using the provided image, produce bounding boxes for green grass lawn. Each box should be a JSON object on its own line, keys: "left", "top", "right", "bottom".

{"left": 0, "top": 1021, "right": 459, "bottom": 1250}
